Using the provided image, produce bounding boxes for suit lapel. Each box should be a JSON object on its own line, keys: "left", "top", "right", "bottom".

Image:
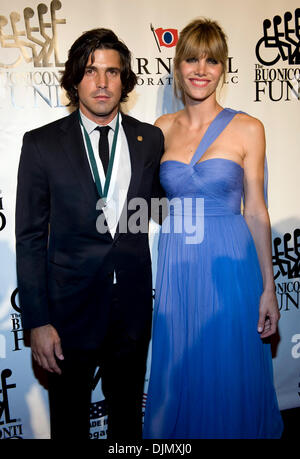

{"left": 58, "top": 111, "right": 146, "bottom": 241}
{"left": 111, "top": 114, "right": 146, "bottom": 241}
{"left": 58, "top": 111, "right": 145, "bottom": 205}
{"left": 121, "top": 114, "right": 145, "bottom": 205}
{"left": 58, "top": 109, "right": 98, "bottom": 202}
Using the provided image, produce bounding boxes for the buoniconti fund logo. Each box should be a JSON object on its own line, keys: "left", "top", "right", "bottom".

{"left": 0, "top": 193, "right": 6, "bottom": 233}
{"left": 0, "top": 0, "right": 66, "bottom": 108}
{"left": 273, "top": 228, "right": 300, "bottom": 311}
{"left": 254, "top": 9, "right": 300, "bottom": 102}
{"left": 0, "top": 369, "right": 23, "bottom": 439}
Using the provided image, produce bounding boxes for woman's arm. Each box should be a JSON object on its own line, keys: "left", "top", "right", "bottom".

{"left": 242, "top": 116, "right": 280, "bottom": 339}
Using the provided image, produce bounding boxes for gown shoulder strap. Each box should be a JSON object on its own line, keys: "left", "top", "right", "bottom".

{"left": 190, "top": 107, "right": 268, "bottom": 207}
{"left": 191, "top": 108, "right": 242, "bottom": 166}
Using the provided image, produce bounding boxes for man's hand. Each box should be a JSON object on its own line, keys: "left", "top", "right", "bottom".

{"left": 30, "top": 325, "right": 64, "bottom": 374}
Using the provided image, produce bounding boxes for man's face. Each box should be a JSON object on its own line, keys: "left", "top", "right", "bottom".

{"left": 77, "top": 48, "right": 123, "bottom": 124}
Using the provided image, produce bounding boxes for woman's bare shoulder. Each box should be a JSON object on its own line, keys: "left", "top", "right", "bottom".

{"left": 231, "top": 112, "right": 266, "bottom": 162}
{"left": 154, "top": 111, "right": 183, "bottom": 134}
{"left": 233, "top": 112, "right": 265, "bottom": 138}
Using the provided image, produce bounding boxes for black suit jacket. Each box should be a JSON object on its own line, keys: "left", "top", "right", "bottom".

{"left": 15, "top": 109, "right": 164, "bottom": 349}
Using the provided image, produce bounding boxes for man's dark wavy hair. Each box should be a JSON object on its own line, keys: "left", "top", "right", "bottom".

{"left": 61, "top": 28, "right": 137, "bottom": 106}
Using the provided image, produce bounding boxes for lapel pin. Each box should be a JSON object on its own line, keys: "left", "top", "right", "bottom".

{"left": 137, "top": 135, "right": 143, "bottom": 142}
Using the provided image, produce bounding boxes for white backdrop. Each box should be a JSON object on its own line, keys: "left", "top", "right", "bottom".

{"left": 0, "top": 0, "right": 299, "bottom": 439}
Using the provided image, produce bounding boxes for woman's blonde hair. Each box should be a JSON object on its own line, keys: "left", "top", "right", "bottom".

{"left": 173, "top": 18, "right": 228, "bottom": 102}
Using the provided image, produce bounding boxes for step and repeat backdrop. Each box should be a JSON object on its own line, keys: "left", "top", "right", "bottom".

{"left": 0, "top": 0, "right": 299, "bottom": 439}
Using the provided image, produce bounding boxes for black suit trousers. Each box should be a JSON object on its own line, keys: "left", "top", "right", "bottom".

{"left": 47, "top": 285, "right": 150, "bottom": 440}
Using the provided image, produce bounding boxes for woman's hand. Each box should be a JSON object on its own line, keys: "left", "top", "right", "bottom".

{"left": 257, "top": 289, "right": 280, "bottom": 339}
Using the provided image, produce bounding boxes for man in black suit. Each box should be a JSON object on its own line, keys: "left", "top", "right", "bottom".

{"left": 15, "top": 28, "right": 164, "bottom": 440}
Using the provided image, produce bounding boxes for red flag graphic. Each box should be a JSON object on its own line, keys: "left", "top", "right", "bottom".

{"left": 154, "top": 27, "right": 178, "bottom": 48}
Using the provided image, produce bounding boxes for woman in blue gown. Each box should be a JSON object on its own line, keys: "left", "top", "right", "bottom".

{"left": 143, "top": 18, "right": 283, "bottom": 439}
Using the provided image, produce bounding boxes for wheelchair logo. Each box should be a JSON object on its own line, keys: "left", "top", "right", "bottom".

{"left": 0, "top": 0, "right": 66, "bottom": 68}
{"left": 256, "top": 9, "right": 300, "bottom": 66}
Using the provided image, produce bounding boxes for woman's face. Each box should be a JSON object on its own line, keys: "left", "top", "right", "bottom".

{"left": 177, "top": 54, "right": 223, "bottom": 103}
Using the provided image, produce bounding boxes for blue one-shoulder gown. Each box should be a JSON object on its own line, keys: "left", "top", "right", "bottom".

{"left": 143, "top": 108, "right": 283, "bottom": 439}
